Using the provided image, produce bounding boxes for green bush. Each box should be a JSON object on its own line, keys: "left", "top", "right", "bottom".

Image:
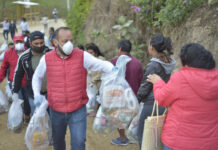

{"left": 208, "top": 0, "right": 218, "bottom": 5}
{"left": 112, "top": 16, "right": 147, "bottom": 64}
{"left": 126, "top": 0, "right": 166, "bottom": 25}
{"left": 126, "top": 0, "right": 205, "bottom": 28}
{"left": 0, "top": 0, "right": 75, "bottom": 20}
{"left": 66, "top": 0, "right": 92, "bottom": 45}
{"left": 32, "top": 0, "right": 70, "bottom": 18}
{"left": 154, "top": 0, "right": 205, "bottom": 28}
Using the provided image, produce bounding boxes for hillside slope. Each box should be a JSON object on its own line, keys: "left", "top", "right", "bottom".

{"left": 83, "top": 1, "right": 218, "bottom": 67}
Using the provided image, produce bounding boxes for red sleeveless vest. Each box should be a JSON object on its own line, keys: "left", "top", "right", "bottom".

{"left": 45, "top": 49, "right": 88, "bottom": 113}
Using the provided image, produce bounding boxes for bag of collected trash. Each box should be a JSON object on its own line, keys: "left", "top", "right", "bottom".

{"left": 101, "top": 55, "right": 139, "bottom": 129}
{"left": 7, "top": 97, "right": 23, "bottom": 133}
{"left": 5, "top": 84, "right": 12, "bottom": 99}
{"left": 0, "top": 90, "right": 9, "bottom": 114}
{"left": 93, "top": 106, "right": 113, "bottom": 134}
{"left": 96, "top": 95, "right": 101, "bottom": 104}
{"left": 86, "top": 71, "right": 98, "bottom": 114}
{"left": 127, "top": 102, "right": 144, "bottom": 142}
{"left": 0, "top": 41, "right": 8, "bottom": 61}
{"left": 86, "top": 88, "right": 97, "bottom": 113}
{"left": 25, "top": 99, "right": 52, "bottom": 150}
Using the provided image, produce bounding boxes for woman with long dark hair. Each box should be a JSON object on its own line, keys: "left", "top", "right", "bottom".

{"left": 137, "top": 33, "right": 176, "bottom": 149}
{"left": 147, "top": 43, "right": 218, "bottom": 150}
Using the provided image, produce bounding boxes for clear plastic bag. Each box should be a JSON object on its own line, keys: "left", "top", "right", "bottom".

{"left": 0, "top": 41, "right": 8, "bottom": 61}
{"left": 86, "top": 71, "right": 98, "bottom": 114}
{"left": 7, "top": 97, "right": 23, "bottom": 133}
{"left": 101, "top": 55, "right": 139, "bottom": 129}
{"left": 86, "top": 89, "right": 97, "bottom": 114}
{"left": 0, "top": 90, "right": 9, "bottom": 114}
{"left": 127, "top": 102, "right": 144, "bottom": 142}
{"left": 93, "top": 106, "right": 114, "bottom": 134}
{"left": 25, "top": 99, "right": 52, "bottom": 150}
{"left": 5, "top": 84, "right": 12, "bottom": 99}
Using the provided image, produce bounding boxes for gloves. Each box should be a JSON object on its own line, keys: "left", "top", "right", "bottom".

{"left": 12, "top": 93, "right": 19, "bottom": 102}
{"left": 34, "top": 95, "right": 45, "bottom": 107}
{"left": 112, "top": 66, "right": 118, "bottom": 71}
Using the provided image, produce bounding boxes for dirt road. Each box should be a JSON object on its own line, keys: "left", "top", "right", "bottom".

{"left": 0, "top": 19, "right": 139, "bottom": 150}
{"left": 0, "top": 111, "right": 138, "bottom": 150}
{"left": 0, "top": 19, "right": 66, "bottom": 43}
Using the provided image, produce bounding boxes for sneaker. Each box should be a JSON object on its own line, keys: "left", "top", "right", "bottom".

{"left": 128, "top": 139, "right": 137, "bottom": 144}
{"left": 88, "top": 112, "right": 96, "bottom": 117}
{"left": 111, "top": 137, "right": 128, "bottom": 146}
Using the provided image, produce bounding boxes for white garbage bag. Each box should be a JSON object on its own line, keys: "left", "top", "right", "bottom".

{"left": 8, "top": 97, "right": 23, "bottom": 133}
{"left": 0, "top": 90, "right": 9, "bottom": 113}
{"left": 93, "top": 106, "right": 113, "bottom": 134}
{"left": 86, "top": 71, "right": 98, "bottom": 114}
{"left": 101, "top": 55, "right": 139, "bottom": 129}
{"left": 5, "top": 84, "right": 12, "bottom": 99}
{"left": 0, "top": 41, "right": 8, "bottom": 61}
{"left": 127, "top": 102, "right": 144, "bottom": 142}
{"left": 25, "top": 99, "right": 52, "bottom": 150}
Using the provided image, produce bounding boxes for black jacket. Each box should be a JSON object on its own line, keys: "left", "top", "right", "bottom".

{"left": 25, "top": 36, "right": 30, "bottom": 49}
{"left": 13, "top": 47, "right": 49, "bottom": 97}
{"left": 137, "top": 58, "right": 176, "bottom": 104}
{"left": 9, "top": 23, "right": 17, "bottom": 33}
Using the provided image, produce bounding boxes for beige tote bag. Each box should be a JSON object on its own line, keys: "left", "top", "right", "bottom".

{"left": 141, "top": 101, "right": 167, "bottom": 150}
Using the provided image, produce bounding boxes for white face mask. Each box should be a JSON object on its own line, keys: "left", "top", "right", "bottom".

{"left": 15, "top": 43, "right": 24, "bottom": 51}
{"left": 60, "top": 41, "right": 74, "bottom": 55}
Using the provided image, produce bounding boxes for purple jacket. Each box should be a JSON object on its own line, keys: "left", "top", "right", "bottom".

{"left": 111, "top": 54, "right": 143, "bottom": 95}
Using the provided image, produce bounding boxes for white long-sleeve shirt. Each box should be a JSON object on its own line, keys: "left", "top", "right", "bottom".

{"left": 32, "top": 51, "right": 114, "bottom": 97}
{"left": 20, "top": 21, "right": 29, "bottom": 31}
{"left": 0, "top": 21, "right": 10, "bottom": 30}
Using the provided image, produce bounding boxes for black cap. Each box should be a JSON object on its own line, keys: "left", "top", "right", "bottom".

{"left": 29, "top": 31, "right": 44, "bottom": 42}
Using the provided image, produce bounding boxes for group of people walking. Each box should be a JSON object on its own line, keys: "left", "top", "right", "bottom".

{"left": 83, "top": 33, "right": 218, "bottom": 150}
{"left": 0, "top": 24, "right": 217, "bottom": 150}
{"left": 0, "top": 17, "right": 29, "bottom": 41}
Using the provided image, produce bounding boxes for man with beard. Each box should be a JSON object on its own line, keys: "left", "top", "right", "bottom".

{"left": 12, "top": 31, "right": 49, "bottom": 115}
{"left": 32, "top": 27, "right": 114, "bottom": 150}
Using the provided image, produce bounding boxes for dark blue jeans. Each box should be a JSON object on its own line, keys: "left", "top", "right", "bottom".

{"left": 11, "top": 32, "right": 15, "bottom": 40}
{"left": 50, "top": 105, "right": 87, "bottom": 150}
{"left": 18, "top": 86, "right": 31, "bottom": 116}
{"left": 3, "top": 30, "right": 9, "bottom": 40}
{"left": 54, "top": 15, "right": 58, "bottom": 22}
{"left": 163, "top": 144, "right": 173, "bottom": 150}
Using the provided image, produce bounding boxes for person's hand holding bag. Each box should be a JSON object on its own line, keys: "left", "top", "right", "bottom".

{"left": 12, "top": 93, "right": 19, "bottom": 102}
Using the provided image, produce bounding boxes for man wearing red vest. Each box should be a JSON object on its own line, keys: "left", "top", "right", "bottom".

{"left": 32, "top": 27, "right": 113, "bottom": 150}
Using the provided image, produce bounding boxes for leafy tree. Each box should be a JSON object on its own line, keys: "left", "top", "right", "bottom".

{"left": 66, "top": 0, "right": 92, "bottom": 45}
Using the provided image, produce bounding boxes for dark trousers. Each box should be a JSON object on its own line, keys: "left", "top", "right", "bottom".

{"left": 10, "top": 32, "right": 15, "bottom": 40}
{"left": 137, "top": 103, "right": 165, "bottom": 150}
{"left": 3, "top": 30, "right": 9, "bottom": 40}
{"left": 20, "top": 87, "right": 31, "bottom": 116}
